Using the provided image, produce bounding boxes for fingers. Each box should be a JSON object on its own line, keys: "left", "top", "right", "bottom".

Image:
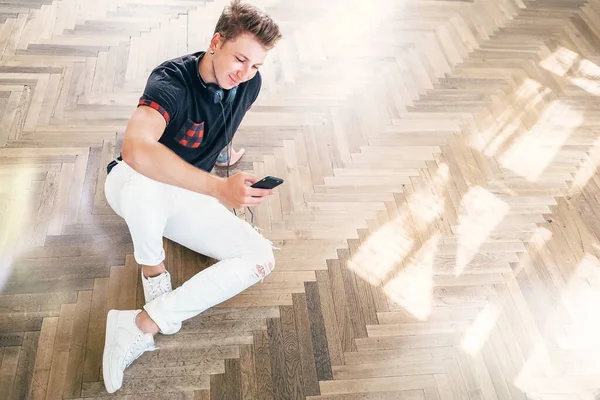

{"left": 241, "top": 195, "right": 267, "bottom": 207}
{"left": 240, "top": 172, "right": 259, "bottom": 185}
{"left": 247, "top": 187, "right": 272, "bottom": 198}
{"left": 225, "top": 173, "right": 276, "bottom": 208}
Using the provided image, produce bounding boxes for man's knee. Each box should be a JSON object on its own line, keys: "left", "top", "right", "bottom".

{"left": 248, "top": 236, "right": 275, "bottom": 280}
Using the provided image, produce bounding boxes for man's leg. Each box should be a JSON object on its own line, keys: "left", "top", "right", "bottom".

{"left": 102, "top": 170, "right": 275, "bottom": 393}
{"left": 142, "top": 186, "right": 275, "bottom": 334}
{"left": 103, "top": 160, "right": 174, "bottom": 394}
{"left": 142, "top": 262, "right": 166, "bottom": 278}
{"left": 104, "top": 161, "right": 173, "bottom": 302}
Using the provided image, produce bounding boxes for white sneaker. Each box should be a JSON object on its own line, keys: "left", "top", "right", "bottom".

{"left": 103, "top": 310, "right": 157, "bottom": 394}
{"left": 141, "top": 269, "right": 172, "bottom": 303}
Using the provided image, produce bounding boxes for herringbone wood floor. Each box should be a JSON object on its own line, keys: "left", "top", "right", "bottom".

{"left": 1, "top": 0, "right": 600, "bottom": 398}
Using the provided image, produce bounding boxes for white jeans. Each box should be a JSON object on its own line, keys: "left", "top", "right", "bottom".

{"left": 104, "top": 159, "right": 275, "bottom": 334}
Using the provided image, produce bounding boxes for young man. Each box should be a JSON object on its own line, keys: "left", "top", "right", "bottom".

{"left": 101, "top": 0, "right": 282, "bottom": 393}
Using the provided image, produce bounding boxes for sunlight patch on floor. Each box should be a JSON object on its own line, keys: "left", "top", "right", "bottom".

{"left": 383, "top": 233, "right": 439, "bottom": 321}
{"left": 346, "top": 164, "right": 449, "bottom": 320}
{"left": 569, "top": 136, "right": 600, "bottom": 195}
{"left": 0, "top": 169, "right": 35, "bottom": 293}
{"left": 540, "top": 45, "right": 600, "bottom": 96}
{"left": 514, "top": 253, "right": 600, "bottom": 400}
{"left": 346, "top": 217, "right": 415, "bottom": 286}
{"left": 499, "top": 100, "right": 581, "bottom": 182}
{"left": 455, "top": 186, "right": 509, "bottom": 276}
{"left": 471, "top": 78, "right": 549, "bottom": 157}
{"left": 461, "top": 302, "right": 500, "bottom": 355}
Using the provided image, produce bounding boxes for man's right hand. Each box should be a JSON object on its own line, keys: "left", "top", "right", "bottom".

{"left": 216, "top": 172, "right": 273, "bottom": 208}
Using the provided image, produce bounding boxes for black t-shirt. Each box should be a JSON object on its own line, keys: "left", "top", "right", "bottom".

{"left": 137, "top": 51, "right": 260, "bottom": 172}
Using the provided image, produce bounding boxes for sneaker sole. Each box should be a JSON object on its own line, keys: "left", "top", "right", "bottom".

{"left": 102, "top": 310, "right": 120, "bottom": 394}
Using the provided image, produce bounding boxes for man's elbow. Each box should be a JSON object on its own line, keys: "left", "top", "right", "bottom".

{"left": 121, "top": 108, "right": 164, "bottom": 169}
{"left": 122, "top": 139, "right": 146, "bottom": 169}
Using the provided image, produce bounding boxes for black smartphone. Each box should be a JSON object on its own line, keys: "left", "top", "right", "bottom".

{"left": 251, "top": 176, "right": 284, "bottom": 189}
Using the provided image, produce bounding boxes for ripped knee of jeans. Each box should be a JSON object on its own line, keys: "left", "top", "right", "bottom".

{"left": 250, "top": 233, "right": 277, "bottom": 282}
{"left": 254, "top": 261, "right": 275, "bottom": 281}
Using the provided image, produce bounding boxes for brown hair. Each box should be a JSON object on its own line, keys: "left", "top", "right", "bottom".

{"left": 214, "top": 0, "right": 282, "bottom": 49}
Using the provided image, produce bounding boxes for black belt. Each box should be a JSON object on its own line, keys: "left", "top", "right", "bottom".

{"left": 107, "top": 155, "right": 123, "bottom": 175}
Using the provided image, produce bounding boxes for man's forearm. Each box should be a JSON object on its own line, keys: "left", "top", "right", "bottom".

{"left": 122, "top": 140, "right": 224, "bottom": 198}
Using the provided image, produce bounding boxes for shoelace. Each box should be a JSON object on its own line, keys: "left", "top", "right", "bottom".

{"left": 149, "top": 275, "right": 172, "bottom": 299}
{"left": 122, "top": 334, "right": 157, "bottom": 369}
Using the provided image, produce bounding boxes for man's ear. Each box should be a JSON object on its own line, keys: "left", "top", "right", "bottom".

{"left": 210, "top": 33, "right": 224, "bottom": 52}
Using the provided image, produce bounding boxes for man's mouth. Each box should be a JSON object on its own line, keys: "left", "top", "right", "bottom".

{"left": 228, "top": 74, "right": 239, "bottom": 85}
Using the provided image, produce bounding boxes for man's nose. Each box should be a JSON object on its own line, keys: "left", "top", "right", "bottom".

{"left": 236, "top": 65, "right": 251, "bottom": 80}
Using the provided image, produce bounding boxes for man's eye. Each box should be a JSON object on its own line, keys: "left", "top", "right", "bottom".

{"left": 236, "top": 57, "right": 244, "bottom": 63}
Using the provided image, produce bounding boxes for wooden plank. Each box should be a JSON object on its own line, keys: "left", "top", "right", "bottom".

{"left": 45, "top": 303, "right": 76, "bottom": 400}
{"left": 337, "top": 249, "right": 368, "bottom": 339}
{"left": 253, "top": 329, "right": 275, "bottom": 400}
{"left": 10, "top": 331, "right": 39, "bottom": 400}
{"left": 82, "top": 278, "right": 108, "bottom": 382}
{"left": 210, "top": 371, "right": 227, "bottom": 400}
{"left": 0, "top": 346, "right": 21, "bottom": 399}
{"left": 326, "top": 259, "right": 357, "bottom": 352}
{"left": 62, "top": 291, "right": 92, "bottom": 398}
{"left": 347, "top": 238, "right": 379, "bottom": 325}
{"left": 292, "top": 293, "right": 320, "bottom": 396}
{"left": 303, "top": 281, "right": 334, "bottom": 383}
{"left": 224, "top": 358, "right": 242, "bottom": 400}
{"left": 29, "top": 317, "right": 58, "bottom": 400}
{"left": 239, "top": 344, "right": 256, "bottom": 400}
{"left": 314, "top": 271, "right": 344, "bottom": 366}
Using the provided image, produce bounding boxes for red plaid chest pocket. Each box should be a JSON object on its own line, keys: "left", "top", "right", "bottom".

{"left": 174, "top": 119, "right": 205, "bottom": 149}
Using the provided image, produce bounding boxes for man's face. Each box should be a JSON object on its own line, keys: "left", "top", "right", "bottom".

{"left": 212, "top": 33, "right": 268, "bottom": 90}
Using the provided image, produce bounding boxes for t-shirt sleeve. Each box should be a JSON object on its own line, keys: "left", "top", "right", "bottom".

{"left": 138, "top": 64, "right": 187, "bottom": 126}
